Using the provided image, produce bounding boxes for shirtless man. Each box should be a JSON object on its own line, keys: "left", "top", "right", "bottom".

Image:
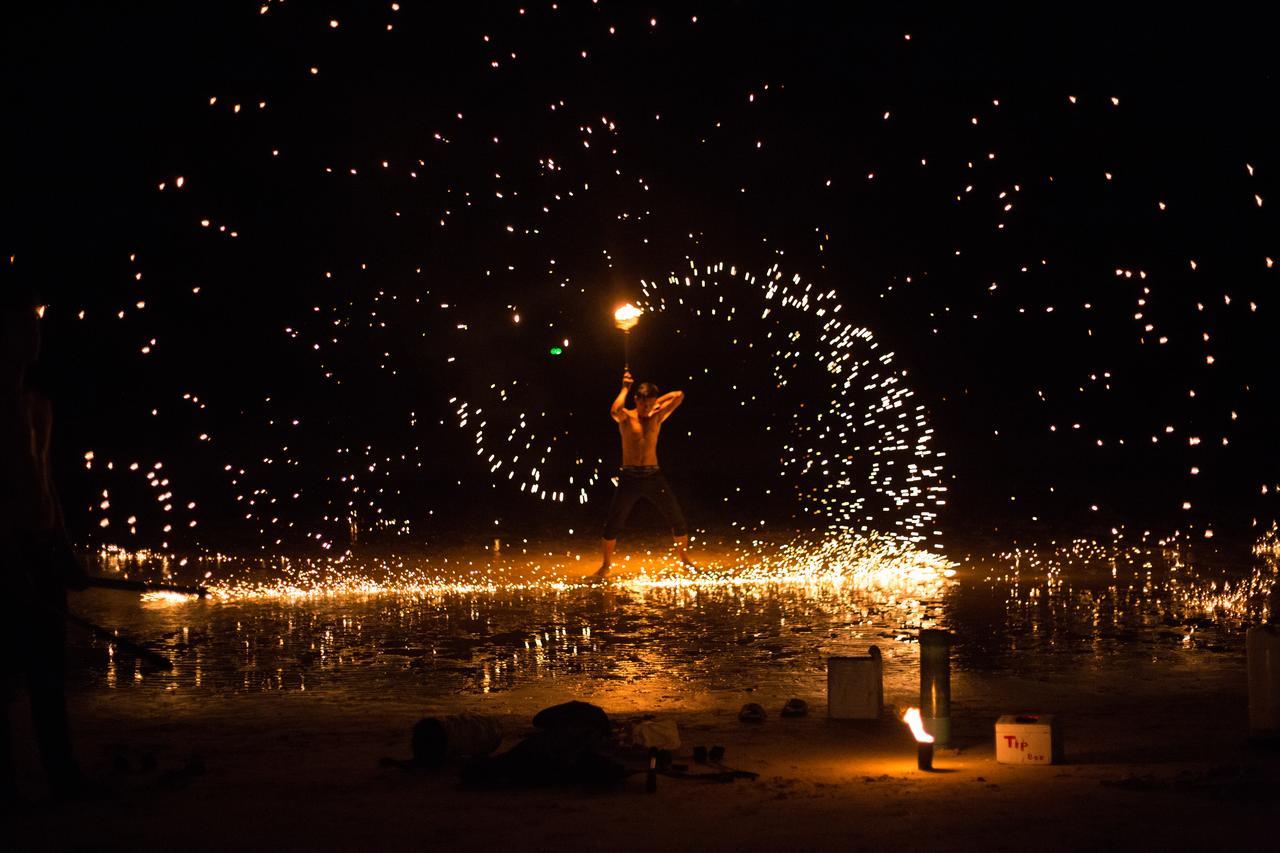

{"left": 2, "top": 291, "right": 88, "bottom": 803}
{"left": 596, "top": 369, "right": 691, "bottom": 577}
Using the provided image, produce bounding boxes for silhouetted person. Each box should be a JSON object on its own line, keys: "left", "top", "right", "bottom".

{"left": 2, "top": 288, "right": 89, "bottom": 805}
{"left": 596, "top": 369, "right": 692, "bottom": 577}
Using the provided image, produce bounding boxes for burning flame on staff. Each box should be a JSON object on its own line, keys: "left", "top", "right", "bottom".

{"left": 902, "top": 707, "right": 935, "bottom": 743}
{"left": 613, "top": 303, "right": 642, "bottom": 331}
{"left": 614, "top": 303, "right": 642, "bottom": 370}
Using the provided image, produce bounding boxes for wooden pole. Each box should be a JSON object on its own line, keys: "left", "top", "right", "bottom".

{"left": 920, "top": 629, "right": 952, "bottom": 746}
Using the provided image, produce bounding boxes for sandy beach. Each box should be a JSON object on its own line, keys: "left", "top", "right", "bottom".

{"left": 10, "top": 543, "right": 1277, "bottom": 852}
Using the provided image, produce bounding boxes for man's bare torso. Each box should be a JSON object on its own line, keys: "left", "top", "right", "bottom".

{"left": 617, "top": 409, "right": 663, "bottom": 467}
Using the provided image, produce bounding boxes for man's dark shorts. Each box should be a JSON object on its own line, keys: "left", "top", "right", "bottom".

{"left": 601, "top": 466, "right": 688, "bottom": 539}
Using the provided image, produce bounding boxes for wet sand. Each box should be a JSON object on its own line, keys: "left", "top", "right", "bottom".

{"left": 9, "top": 534, "right": 1279, "bottom": 850}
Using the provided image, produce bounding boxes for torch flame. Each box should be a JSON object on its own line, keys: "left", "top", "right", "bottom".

{"left": 902, "top": 707, "right": 934, "bottom": 743}
{"left": 614, "top": 303, "right": 642, "bottom": 331}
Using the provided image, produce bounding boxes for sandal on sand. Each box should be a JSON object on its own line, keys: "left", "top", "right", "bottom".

{"left": 738, "top": 703, "right": 766, "bottom": 723}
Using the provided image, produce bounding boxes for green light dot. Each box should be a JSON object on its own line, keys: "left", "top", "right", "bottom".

{"left": 549, "top": 346, "right": 563, "bottom": 355}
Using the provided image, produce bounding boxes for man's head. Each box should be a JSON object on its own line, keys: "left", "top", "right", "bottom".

{"left": 634, "top": 381, "right": 660, "bottom": 416}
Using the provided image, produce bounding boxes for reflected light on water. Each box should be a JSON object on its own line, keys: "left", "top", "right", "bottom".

{"left": 72, "top": 527, "right": 1279, "bottom": 705}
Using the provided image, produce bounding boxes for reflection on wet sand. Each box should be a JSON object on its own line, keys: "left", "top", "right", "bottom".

{"left": 72, "top": 529, "right": 1278, "bottom": 706}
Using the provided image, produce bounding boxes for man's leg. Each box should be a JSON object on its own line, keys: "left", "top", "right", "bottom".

{"left": 599, "top": 538, "right": 617, "bottom": 574}
{"left": 647, "top": 475, "right": 693, "bottom": 566}
{"left": 597, "top": 477, "right": 642, "bottom": 577}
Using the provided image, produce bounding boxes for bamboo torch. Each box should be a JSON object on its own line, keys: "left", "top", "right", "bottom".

{"left": 903, "top": 707, "right": 935, "bottom": 771}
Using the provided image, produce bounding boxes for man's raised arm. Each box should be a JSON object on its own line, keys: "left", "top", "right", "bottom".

{"left": 610, "top": 370, "right": 634, "bottom": 422}
{"left": 651, "top": 389, "right": 684, "bottom": 421}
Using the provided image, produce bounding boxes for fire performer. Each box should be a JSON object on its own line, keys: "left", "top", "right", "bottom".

{"left": 1, "top": 282, "right": 90, "bottom": 804}
{"left": 596, "top": 369, "right": 692, "bottom": 577}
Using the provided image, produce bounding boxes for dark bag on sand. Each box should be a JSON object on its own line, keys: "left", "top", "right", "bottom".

{"left": 531, "top": 700, "right": 611, "bottom": 744}
{"left": 411, "top": 714, "right": 503, "bottom": 766}
{"left": 461, "top": 701, "right": 626, "bottom": 789}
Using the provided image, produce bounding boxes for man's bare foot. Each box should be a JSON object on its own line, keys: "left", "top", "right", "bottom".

{"left": 591, "top": 563, "right": 611, "bottom": 579}
{"left": 680, "top": 557, "right": 697, "bottom": 569}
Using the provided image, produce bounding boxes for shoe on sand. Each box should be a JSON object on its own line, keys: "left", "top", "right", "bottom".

{"left": 781, "top": 698, "right": 808, "bottom": 718}
{"left": 738, "top": 703, "right": 766, "bottom": 724}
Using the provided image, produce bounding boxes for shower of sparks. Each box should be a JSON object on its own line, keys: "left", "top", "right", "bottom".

{"left": 81, "top": 529, "right": 1272, "bottom": 699}
{"left": 94, "top": 527, "right": 1280, "bottom": 637}
{"left": 642, "top": 260, "right": 945, "bottom": 544}
{"left": 37, "top": 4, "right": 1274, "bottom": 580}
{"left": 980, "top": 527, "right": 1280, "bottom": 634}
{"left": 453, "top": 257, "right": 945, "bottom": 567}
{"left": 104, "top": 532, "right": 955, "bottom": 602}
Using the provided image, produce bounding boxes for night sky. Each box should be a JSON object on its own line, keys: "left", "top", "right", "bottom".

{"left": 4, "top": 3, "right": 1277, "bottom": 554}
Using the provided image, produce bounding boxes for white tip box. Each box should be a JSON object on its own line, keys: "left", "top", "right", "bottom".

{"left": 995, "top": 714, "right": 1062, "bottom": 765}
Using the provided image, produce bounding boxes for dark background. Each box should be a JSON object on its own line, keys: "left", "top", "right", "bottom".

{"left": 3, "top": 2, "right": 1277, "bottom": 554}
